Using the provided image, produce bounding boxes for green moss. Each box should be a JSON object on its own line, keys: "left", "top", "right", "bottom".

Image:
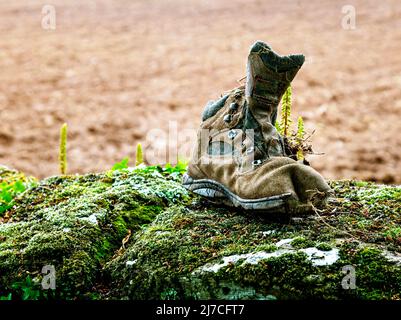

{"left": 105, "top": 207, "right": 315, "bottom": 299}
{"left": 160, "top": 288, "right": 179, "bottom": 300}
{"left": 1, "top": 168, "right": 401, "bottom": 300}
{"left": 316, "top": 243, "right": 332, "bottom": 251}
{"left": 348, "top": 247, "right": 401, "bottom": 299}
{"left": 105, "top": 181, "right": 401, "bottom": 300}
{"left": 111, "top": 215, "right": 129, "bottom": 239}
{"left": 383, "top": 227, "right": 401, "bottom": 241}
{"left": 291, "top": 237, "right": 315, "bottom": 249}
{"left": 95, "top": 238, "right": 113, "bottom": 263}
{"left": 354, "top": 181, "right": 369, "bottom": 188}
{"left": 0, "top": 168, "right": 190, "bottom": 299}
{"left": 254, "top": 244, "right": 278, "bottom": 253}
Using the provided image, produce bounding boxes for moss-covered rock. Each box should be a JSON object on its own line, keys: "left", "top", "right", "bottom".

{"left": 104, "top": 180, "right": 401, "bottom": 300}
{"left": 0, "top": 166, "right": 400, "bottom": 300}
{"left": 0, "top": 167, "right": 189, "bottom": 298}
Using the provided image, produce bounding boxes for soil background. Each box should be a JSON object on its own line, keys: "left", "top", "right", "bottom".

{"left": 0, "top": 0, "right": 400, "bottom": 183}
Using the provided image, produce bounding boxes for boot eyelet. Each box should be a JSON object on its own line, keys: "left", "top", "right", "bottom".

{"left": 229, "top": 102, "right": 238, "bottom": 111}
{"left": 228, "top": 130, "right": 237, "bottom": 139}
{"left": 246, "top": 147, "right": 254, "bottom": 154}
{"left": 252, "top": 159, "right": 262, "bottom": 166}
{"left": 223, "top": 114, "right": 232, "bottom": 123}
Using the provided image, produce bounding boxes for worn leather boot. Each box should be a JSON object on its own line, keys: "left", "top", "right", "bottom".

{"left": 183, "top": 41, "right": 332, "bottom": 214}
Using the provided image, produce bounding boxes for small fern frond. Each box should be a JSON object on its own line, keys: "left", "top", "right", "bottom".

{"left": 296, "top": 148, "right": 304, "bottom": 161}
{"left": 135, "top": 143, "right": 144, "bottom": 166}
{"left": 296, "top": 117, "right": 305, "bottom": 160}
{"left": 59, "top": 123, "right": 68, "bottom": 175}
{"left": 275, "top": 121, "right": 282, "bottom": 135}
{"left": 297, "top": 116, "right": 305, "bottom": 140}
{"left": 280, "top": 85, "right": 292, "bottom": 136}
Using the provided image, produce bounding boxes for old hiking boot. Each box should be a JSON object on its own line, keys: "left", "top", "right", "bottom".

{"left": 183, "top": 41, "right": 332, "bottom": 214}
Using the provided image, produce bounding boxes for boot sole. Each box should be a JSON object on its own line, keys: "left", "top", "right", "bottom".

{"left": 182, "top": 173, "right": 292, "bottom": 212}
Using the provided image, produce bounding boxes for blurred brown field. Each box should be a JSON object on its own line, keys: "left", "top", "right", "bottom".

{"left": 0, "top": 0, "right": 400, "bottom": 183}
